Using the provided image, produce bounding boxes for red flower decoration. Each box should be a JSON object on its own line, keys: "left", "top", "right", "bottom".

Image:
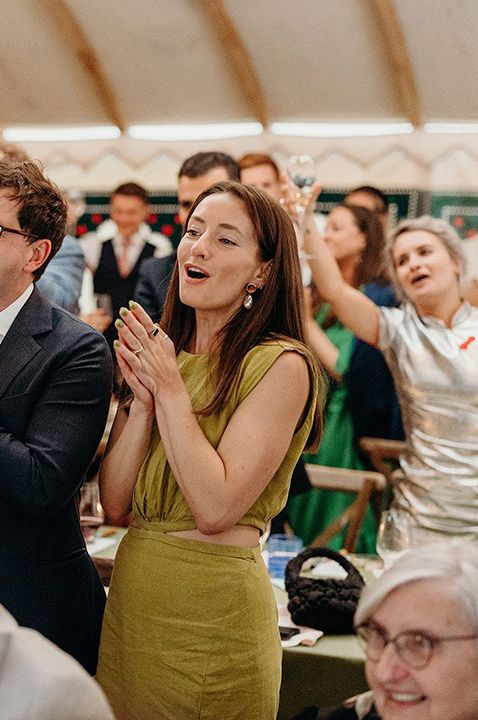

{"left": 76, "top": 224, "right": 88, "bottom": 236}
{"left": 174, "top": 214, "right": 180, "bottom": 225}
{"left": 91, "top": 213, "right": 103, "bottom": 225}
{"left": 453, "top": 216, "right": 465, "bottom": 228}
{"left": 466, "top": 229, "right": 477, "bottom": 238}
{"left": 148, "top": 213, "right": 158, "bottom": 224}
{"left": 160, "top": 224, "right": 174, "bottom": 237}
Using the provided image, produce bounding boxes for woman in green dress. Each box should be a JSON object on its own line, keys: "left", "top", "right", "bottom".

{"left": 95, "top": 181, "right": 323, "bottom": 720}
{"left": 288, "top": 204, "right": 388, "bottom": 552}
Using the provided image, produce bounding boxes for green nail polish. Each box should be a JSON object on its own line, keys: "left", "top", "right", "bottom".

{"left": 120, "top": 307, "right": 128, "bottom": 317}
{"left": 113, "top": 340, "right": 120, "bottom": 348}
{"left": 129, "top": 300, "right": 137, "bottom": 310}
{"left": 115, "top": 319, "right": 124, "bottom": 328}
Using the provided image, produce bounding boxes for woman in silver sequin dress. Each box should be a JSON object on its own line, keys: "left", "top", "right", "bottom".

{"left": 303, "top": 211, "right": 478, "bottom": 541}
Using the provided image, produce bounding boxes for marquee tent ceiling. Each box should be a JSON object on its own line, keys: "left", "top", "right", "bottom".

{"left": 3, "top": 0, "right": 478, "bottom": 133}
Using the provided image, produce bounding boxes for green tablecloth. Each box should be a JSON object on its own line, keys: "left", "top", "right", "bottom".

{"left": 90, "top": 529, "right": 368, "bottom": 719}
{"left": 273, "top": 586, "right": 367, "bottom": 719}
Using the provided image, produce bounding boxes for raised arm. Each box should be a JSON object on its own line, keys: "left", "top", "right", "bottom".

{"left": 302, "top": 286, "right": 341, "bottom": 379}
{"left": 303, "top": 209, "right": 381, "bottom": 346}
{"left": 113, "top": 305, "right": 311, "bottom": 534}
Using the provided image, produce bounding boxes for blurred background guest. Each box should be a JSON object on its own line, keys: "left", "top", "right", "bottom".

{"left": 239, "top": 152, "right": 282, "bottom": 201}
{"left": 37, "top": 190, "right": 86, "bottom": 315}
{"left": 287, "top": 204, "right": 393, "bottom": 552}
{"left": 345, "top": 185, "right": 390, "bottom": 233}
{"left": 80, "top": 182, "right": 172, "bottom": 348}
{"left": 344, "top": 186, "right": 404, "bottom": 445}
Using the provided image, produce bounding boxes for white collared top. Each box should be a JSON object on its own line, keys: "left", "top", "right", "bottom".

{"left": 0, "top": 284, "right": 33, "bottom": 345}
{"left": 80, "top": 220, "right": 172, "bottom": 272}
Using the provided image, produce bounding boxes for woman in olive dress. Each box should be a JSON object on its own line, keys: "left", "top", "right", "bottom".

{"left": 96, "top": 182, "right": 323, "bottom": 720}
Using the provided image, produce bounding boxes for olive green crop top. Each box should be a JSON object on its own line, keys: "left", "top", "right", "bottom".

{"left": 132, "top": 340, "right": 320, "bottom": 533}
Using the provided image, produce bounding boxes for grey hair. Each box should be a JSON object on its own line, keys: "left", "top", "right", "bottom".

{"left": 385, "top": 215, "right": 467, "bottom": 289}
{"left": 355, "top": 539, "right": 478, "bottom": 631}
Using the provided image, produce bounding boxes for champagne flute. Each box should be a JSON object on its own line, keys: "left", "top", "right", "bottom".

{"left": 80, "top": 480, "right": 104, "bottom": 542}
{"left": 286, "top": 155, "right": 317, "bottom": 285}
{"left": 286, "top": 155, "right": 317, "bottom": 203}
{"left": 376, "top": 509, "right": 412, "bottom": 570}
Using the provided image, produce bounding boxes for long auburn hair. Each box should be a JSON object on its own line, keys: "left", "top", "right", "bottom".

{"left": 160, "top": 181, "right": 323, "bottom": 450}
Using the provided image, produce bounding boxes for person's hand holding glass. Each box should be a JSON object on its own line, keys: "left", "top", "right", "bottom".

{"left": 282, "top": 155, "right": 320, "bottom": 286}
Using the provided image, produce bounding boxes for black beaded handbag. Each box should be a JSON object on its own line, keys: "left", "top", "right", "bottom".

{"left": 284, "top": 547, "right": 365, "bottom": 634}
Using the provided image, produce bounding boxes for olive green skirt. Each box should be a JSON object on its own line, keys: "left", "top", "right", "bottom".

{"left": 96, "top": 522, "right": 281, "bottom": 720}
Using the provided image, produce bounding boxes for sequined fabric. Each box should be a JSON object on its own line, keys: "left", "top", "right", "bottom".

{"left": 379, "top": 302, "right": 478, "bottom": 537}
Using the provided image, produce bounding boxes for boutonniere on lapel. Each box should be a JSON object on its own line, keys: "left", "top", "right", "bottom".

{"left": 459, "top": 336, "right": 476, "bottom": 350}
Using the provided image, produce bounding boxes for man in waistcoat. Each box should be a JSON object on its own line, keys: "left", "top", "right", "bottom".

{"left": 80, "top": 182, "right": 171, "bottom": 348}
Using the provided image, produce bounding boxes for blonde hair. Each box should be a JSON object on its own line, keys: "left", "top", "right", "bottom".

{"left": 385, "top": 215, "right": 467, "bottom": 289}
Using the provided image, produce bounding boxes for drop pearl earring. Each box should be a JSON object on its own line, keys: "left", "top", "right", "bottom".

{"left": 243, "top": 282, "right": 257, "bottom": 310}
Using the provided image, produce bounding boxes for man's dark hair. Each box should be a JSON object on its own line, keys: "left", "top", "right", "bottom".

{"left": 0, "top": 160, "right": 67, "bottom": 280}
{"left": 112, "top": 182, "right": 149, "bottom": 204}
{"left": 345, "top": 185, "right": 388, "bottom": 215}
{"left": 178, "top": 152, "right": 240, "bottom": 181}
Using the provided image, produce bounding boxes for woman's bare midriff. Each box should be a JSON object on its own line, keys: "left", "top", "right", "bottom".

{"left": 167, "top": 524, "right": 260, "bottom": 548}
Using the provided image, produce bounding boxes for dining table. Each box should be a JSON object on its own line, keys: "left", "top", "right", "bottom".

{"left": 88, "top": 527, "right": 368, "bottom": 719}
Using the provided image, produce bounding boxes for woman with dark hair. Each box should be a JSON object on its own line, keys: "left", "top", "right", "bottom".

{"left": 288, "top": 204, "right": 392, "bottom": 552}
{"left": 95, "top": 181, "right": 323, "bottom": 720}
{"left": 345, "top": 185, "right": 389, "bottom": 232}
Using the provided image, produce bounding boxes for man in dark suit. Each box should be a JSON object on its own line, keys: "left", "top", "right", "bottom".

{"left": 0, "top": 160, "right": 113, "bottom": 673}
{"left": 135, "top": 151, "right": 240, "bottom": 321}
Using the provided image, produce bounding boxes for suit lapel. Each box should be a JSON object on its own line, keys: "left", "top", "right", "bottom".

{"left": 0, "top": 288, "right": 53, "bottom": 400}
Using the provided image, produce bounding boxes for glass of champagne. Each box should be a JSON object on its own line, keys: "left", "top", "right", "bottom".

{"left": 376, "top": 509, "right": 412, "bottom": 570}
{"left": 80, "top": 480, "right": 104, "bottom": 543}
{"left": 286, "top": 155, "right": 317, "bottom": 285}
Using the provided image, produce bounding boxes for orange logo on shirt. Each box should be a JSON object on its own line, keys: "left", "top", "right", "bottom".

{"left": 459, "top": 336, "right": 476, "bottom": 350}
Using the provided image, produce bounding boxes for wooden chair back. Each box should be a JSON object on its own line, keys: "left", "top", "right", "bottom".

{"left": 305, "top": 463, "right": 387, "bottom": 553}
{"left": 359, "top": 437, "right": 406, "bottom": 485}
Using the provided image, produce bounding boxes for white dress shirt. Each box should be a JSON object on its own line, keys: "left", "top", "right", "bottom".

{"left": 0, "top": 284, "right": 34, "bottom": 345}
{"left": 80, "top": 219, "right": 172, "bottom": 272}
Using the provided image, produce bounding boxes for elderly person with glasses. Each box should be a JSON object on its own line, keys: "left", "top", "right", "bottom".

{"left": 293, "top": 540, "right": 478, "bottom": 720}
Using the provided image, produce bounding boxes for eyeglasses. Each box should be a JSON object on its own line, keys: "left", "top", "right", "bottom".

{"left": 0, "top": 224, "right": 39, "bottom": 240}
{"left": 356, "top": 622, "right": 478, "bottom": 669}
